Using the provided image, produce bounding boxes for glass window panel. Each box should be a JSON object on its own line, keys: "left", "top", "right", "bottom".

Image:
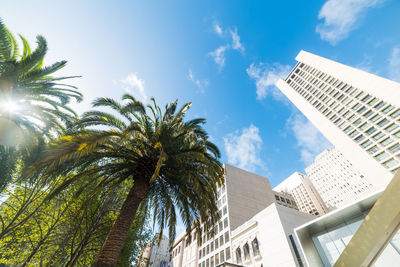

{"left": 382, "top": 105, "right": 395, "bottom": 114}
{"left": 386, "top": 124, "right": 399, "bottom": 133}
{"left": 389, "top": 144, "right": 400, "bottom": 154}
{"left": 361, "top": 140, "right": 372, "bottom": 148}
{"left": 375, "top": 152, "right": 390, "bottom": 161}
{"left": 383, "top": 158, "right": 399, "bottom": 168}
{"left": 368, "top": 145, "right": 379, "bottom": 154}
{"left": 360, "top": 122, "right": 370, "bottom": 130}
{"left": 370, "top": 114, "right": 382, "bottom": 122}
{"left": 373, "top": 132, "right": 385, "bottom": 141}
{"left": 378, "top": 119, "right": 390, "bottom": 128}
{"left": 366, "top": 127, "right": 377, "bottom": 136}
{"left": 390, "top": 109, "right": 400, "bottom": 119}
{"left": 381, "top": 138, "right": 394, "bottom": 147}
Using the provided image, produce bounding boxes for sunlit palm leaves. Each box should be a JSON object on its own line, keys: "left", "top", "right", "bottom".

{"left": 0, "top": 18, "right": 82, "bottom": 142}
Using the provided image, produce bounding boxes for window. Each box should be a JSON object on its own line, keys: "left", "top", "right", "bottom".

{"left": 220, "top": 235, "right": 224, "bottom": 245}
{"left": 223, "top": 206, "right": 227, "bottom": 215}
{"left": 375, "top": 101, "right": 386, "bottom": 110}
{"left": 355, "top": 135, "right": 365, "bottom": 143}
{"left": 220, "top": 250, "right": 225, "bottom": 263}
{"left": 360, "top": 122, "right": 370, "bottom": 131}
{"left": 235, "top": 248, "right": 241, "bottom": 263}
{"left": 383, "top": 158, "right": 399, "bottom": 168}
{"left": 275, "top": 195, "right": 280, "bottom": 201}
{"left": 389, "top": 143, "right": 400, "bottom": 154}
{"left": 373, "top": 132, "right": 385, "bottom": 141}
{"left": 375, "top": 152, "right": 389, "bottom": 161}
{"left": 215, "top": 238, "right": 219, "bottom": 249}
{"left": 365, "top": 127, "right": 377, "bottom": 136}
{"left": 225, "top": 231, "right": 229, "bottom": 242}
{"left": 390, "top": 109, "right": 400, "bottom": 119}
{"left": 382, "top": 105, "right": 395, "bottom": 114}
{"left": 210, "top": 256, "right": 214, "bottom": 267}
{"left": 363, "top": 110, "right": 374, "bottom": 118}
{"left": 243, "top": 243, "right": 250, "bottom": 260}
{"left": 215, "top": 253, "right": 219, "bottom": 265}
{"left": 368, "top": 145, "right": 379, "bottom": 154}
{"left": 226, "top": 247, "right": 231, "bottom": 260}
{"left": 381, "top": 138, "right": 394, "bottom": 147}
{"left": 223, "top": 218, "right": 228, "bottom": 228}
{"left": 386, "top": 124, "right": 399, "bottom": 133}
{"left": 252, "top": 238, "right": 260, "bottom": 256}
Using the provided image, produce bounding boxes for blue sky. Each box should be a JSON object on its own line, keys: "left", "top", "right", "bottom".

{"left": 3, "top": 0, "right": 400, "bottom": 235}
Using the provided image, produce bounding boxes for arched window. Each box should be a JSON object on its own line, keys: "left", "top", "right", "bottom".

{"left": 243, "top": 243, "right": 250, "bottom": 260}
{"left": 252, "top": 238, "right": 260, "bottom": 256}
{"left": 236, "top": 247, "right": 242, "bottom": 263}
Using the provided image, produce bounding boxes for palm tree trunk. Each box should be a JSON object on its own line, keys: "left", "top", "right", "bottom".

{"left": 93, "top": 179, "right": 149, "bottom": 267}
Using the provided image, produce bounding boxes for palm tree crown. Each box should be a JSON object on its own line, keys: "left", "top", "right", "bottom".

{"left": 31, "top": 95, "right": 224, "bottom": 266}
{"left": 0, "top": 18, "right": 82, "bottom": 143}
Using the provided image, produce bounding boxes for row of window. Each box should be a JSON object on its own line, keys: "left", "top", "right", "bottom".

{"left": 235, "top": 238, "right": 260, "bottom": 263}
{"left": 199, "top": 231, "right": 230, "bottom": 259}
{"left": 289, "top": 62, "right": 400, "bottom": 173}
{"left": 198, "top": 247, "right": 231, "bottom": 267}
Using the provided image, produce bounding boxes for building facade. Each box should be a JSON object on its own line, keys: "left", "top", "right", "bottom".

{"left": 171, "top": 164, "right": 307, "bottom": 267}
{"left": 276, "top": 50, "right": 400, "bottom": 191}
{"left": 295, "top": 189, "right": 400, "bottom": 267}
{"left": 137, "top": 234, "right": 170, "bottom": 267}
{"left": 305, "top": 148, "right": 376, "bottom": 209}
{"left": 274, "top": 172, "right": 328, "bottom": 216}
{"left": 230, "top": 203, "right": 314, "bottom": 267}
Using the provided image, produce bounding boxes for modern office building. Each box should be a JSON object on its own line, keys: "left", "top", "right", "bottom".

{"left": 230, "top": 203, "right": 314, "bottom": 267}
{"left": 171, "top": 164, "right": 308, "bottom": 267}
{"left": 137, "top": 234, "right": 170, "bottom": 267}
{"left": 305, "top": 148, "right": 376, "bottom": 209}
{"left": 295, "top": 188, "right": 400, "bottom": 267}
{"left": 276, "top": 51, "right": 400, "bottom": 191}
{"left": 274, "top": 172, "right": 328, "bottom": 216}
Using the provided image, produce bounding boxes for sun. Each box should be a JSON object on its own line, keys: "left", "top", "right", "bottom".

{"left": 0, "top": 99, "right": 20, "bottom": 113}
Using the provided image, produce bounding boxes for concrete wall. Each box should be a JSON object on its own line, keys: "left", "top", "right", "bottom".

{"left": 225, "top": 164, "right": 275, "bottom": 231}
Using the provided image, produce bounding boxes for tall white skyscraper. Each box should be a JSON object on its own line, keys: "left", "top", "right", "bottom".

{"left": 274, "top": 172, "right": 328, "bottom": 216}
{"left": 276, "top": 51, "right": 400, "bottom": 190}
{"left": 305, "top": 148, "right": 376, "bottom": 209}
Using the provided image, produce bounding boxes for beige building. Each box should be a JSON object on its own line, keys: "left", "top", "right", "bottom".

{"left": 276, "top": 51, "right": 400, "bottom": 192}
{"left": 137, "top": 234, "right": 170, "bottom": 267}
{"left": 171, "top": 164, "right": 308, "bottom": 267}
{"left": 274, "top": 172, "right": 328, "bottom": 216}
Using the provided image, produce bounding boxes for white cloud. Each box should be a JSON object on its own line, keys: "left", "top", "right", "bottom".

{"left": 209, "top": 24, "right": 244, "bottom": 68}
{"left": 316, "top": 0, "right": 383, "bottom": 45}
{"left": 287, "top": 113, "right": 332, "bottom": 164}
{"left": 224, "top": 124, "right": 265, "bottom": 172}
{"left": 230, "top": 28, "right": 244, "bottom": 52}
{"left": 246, "top": 62, "right": 291, "bottom": 100}
{"left": 121, "top": 73, "right": 148, "bottom": 103}
{"left": 188, "top": 69, "right": 209, "bottom": 93}
{"left": 209, "top": 45, "right": 229, "bottom": 68}
{"left": 389, "top": 46, "right": 400, "bottom": 82}
{"left": 214, "top": 23, "right": 223, "bottom": 36}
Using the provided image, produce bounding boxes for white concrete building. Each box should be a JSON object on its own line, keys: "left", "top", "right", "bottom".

{"left": 276, "top": 51, "right": 400, "bottom": 191}
{"left": 230, "top": 203, "right": 314, "bottom": 267}
{"left": 274, "top": 172, "right": 328, "bottom": 216}
{"left": 137, "top": 234, "right": 170, "bottom": 267}
{"left": 171, "top": 164, "right": 305, "bottom": 267}
{"left": 304, "top": 148, "right": 376, "bottom": 209}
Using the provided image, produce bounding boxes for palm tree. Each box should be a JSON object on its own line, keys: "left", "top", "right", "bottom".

{"left": 30, "top": 95, "right": 224, "bottom": 266}
{"left": 0, "top": 18, "right": 82, "bottom": 190}
{"left": 0, "top": 18, "right": 82, "bottom": 142}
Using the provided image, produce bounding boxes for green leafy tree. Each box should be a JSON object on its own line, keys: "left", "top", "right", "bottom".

{"left": 0, "top": 18, "right": 82, "bottom": 190}
{"left": 0, "top": 175, "right": 151, "bottom": 266}
{"left": 30, "top": 95, "right": 224, "bottom": 266}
